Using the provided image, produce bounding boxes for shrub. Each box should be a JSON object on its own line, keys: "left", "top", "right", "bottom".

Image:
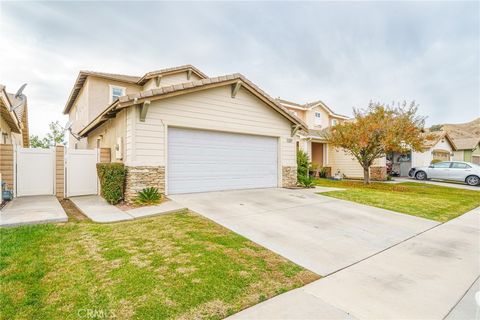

{"left": 319, "top": 167, "right": 328, "bottom": 178}
{"left": 298, "top": 175, "right": 315, "bottom": 188}
{"left": 297, "top": 150, "right": 309, "bottom": 180}
{"left": 135, "top": 187, "right": 162, "bottom": 205}
{"left": 96, "top": 163, "right": 126, "bottom": 204}
{"left": 430, "top": 159, "right": 442, "bottom": 164}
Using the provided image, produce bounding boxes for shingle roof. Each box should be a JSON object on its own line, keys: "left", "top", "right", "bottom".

{"left": 0, "top": 86, "right": 21, "bottom": 134}
{"left": 63, "top": 65, "right": 209, "bottom": 114}
{"left": 277, "top": 98, "right": 350, "bottom": 119}
{"left": 452, "top": 137, "right": 480, "bottom": 150}
{"left": 137, "top": 64, "right": 208, "bottom": 85}
{"left": 423, "top": 131, "right": 457, "bottom": 150}
{"left": 79, "top": 73, "right": 307, "bottom": 137}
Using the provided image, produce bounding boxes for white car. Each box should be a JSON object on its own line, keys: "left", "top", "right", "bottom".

{"left": 409, "top": 161, "right": 480, "bottom": 186}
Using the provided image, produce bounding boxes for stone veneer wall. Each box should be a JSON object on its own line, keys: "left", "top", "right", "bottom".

{"left": 125, "top": 166, "right": 165, "bottom": 203}
{"left": 282, "top": 166, "right": 297, "bottom": 187}
{"left": 370, "top": 166, "right": 387, "bottom": 181}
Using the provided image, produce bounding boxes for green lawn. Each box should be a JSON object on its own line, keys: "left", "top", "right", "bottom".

{"left": 0, "top": 210, "right": 318, "bottom": 320}
{"left": 314, "top": 179, "right": 480, "bottom": 222}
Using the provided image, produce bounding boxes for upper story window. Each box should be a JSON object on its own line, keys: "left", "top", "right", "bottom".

{"left": 109, "top": 85, "right": 126, "bottom": 103}
{"left": 314, "top": 112, "right": 322, "bottom": 126}
{"left": 331, "top": 119, "right": 338, "bottom": 126}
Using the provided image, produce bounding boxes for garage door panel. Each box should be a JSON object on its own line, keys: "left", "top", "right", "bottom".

{"left": 168, "top": 127, "right": 278, "bottom": 194}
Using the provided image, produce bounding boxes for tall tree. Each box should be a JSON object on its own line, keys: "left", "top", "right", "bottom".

{"left": 29, "top": 121, "right": 66, "bottom": 148}
{"left": 323, "top": 101, "right": 432, "bottom": 184}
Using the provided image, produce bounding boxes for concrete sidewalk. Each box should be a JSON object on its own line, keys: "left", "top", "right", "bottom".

{"left": 70, "top": 195, "right": 186, "bottom": 223}
{"left": 0, "top": 196, "right": 68, "bottom": 227}
{"left": 229, "top": 207, "right": 480, "bottom": 319}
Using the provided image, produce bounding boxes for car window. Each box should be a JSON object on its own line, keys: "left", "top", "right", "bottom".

{"left": 451, "top": 162, "right": 471, "bottom": 169}
{"left": 432, "top": 162, "right": 451, "bottom": 168}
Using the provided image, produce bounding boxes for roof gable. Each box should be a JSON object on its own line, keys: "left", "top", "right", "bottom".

{"left": 78, "top": 73, "right": 307, "bottom": 137}
{"left": 136, "top": 65, "right": 208, "bottom": 85}
{"left": 63, "top": 65, "right": 208, "bottom": 115}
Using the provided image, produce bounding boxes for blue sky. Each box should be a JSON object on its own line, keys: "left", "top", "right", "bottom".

{"left": 0, "top": 1, "right": 478, "bottom": 136}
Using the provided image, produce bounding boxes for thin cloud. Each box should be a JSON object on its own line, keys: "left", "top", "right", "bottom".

{"left": 0, "top": 1, "right": 478, "bottom": 136}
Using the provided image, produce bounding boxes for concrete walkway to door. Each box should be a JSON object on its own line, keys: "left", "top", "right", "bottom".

{"left": 0, "top": 196, "right": 68, "bottom": 227}
{"left": 70, "top": 195, "right": 186, "bottom": 223}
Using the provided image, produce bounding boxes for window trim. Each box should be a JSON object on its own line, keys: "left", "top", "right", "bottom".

{"left": 109, "top": 85, "right": 126, "bottom": 103}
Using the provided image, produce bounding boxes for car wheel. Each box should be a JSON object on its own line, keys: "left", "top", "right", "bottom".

{"left": 415, "top": 171, "right": 427, "bottom": 180}
{"left": 466, "top": 175, "right": 480, "bottom": 186}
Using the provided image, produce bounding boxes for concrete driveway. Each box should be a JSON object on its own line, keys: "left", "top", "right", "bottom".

{"left": 170, "top": 187, "right": 438, "bottom": 275}
{"left": 230, "top": 207, "right": 480, "bottom": 319}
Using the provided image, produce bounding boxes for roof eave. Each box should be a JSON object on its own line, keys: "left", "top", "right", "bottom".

{"left": 79, "top": 75, "right": 307, "bottom": 137}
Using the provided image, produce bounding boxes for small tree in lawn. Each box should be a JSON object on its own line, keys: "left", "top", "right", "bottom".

{"left": 323, "top": 101, "right": 432, "bottom": 184}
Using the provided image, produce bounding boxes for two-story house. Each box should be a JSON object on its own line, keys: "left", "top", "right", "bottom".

{"left": 63, "top": 65, "right": 307, "bottom": 201}
{"left": 278, "top": 98, "right": 387, "bottom": 179}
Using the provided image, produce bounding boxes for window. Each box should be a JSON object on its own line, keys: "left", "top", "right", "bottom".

{"left": 432, "top": 162, "right": 451, "bottom": 168}
{"left": 331, "top": 119, "right": 338, "bottom": 126}
{"left": 451, "top": 162, "right": 471, "bottom": 169}
{"left": 291, "top": 111, "right": 298, "bottom": 116}
{"left": 110, "top": 85, "right": 125, "bottom": 103}
{"left": 314, "top": 112, "right": 322, "bottom": 126}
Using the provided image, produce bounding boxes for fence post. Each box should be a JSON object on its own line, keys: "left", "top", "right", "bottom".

{"left": 55, "top": 145, "right": 65, "bottom": 199}
{"left": 0, "top": 144, "right": 14, "bottom": 196}
{"left": 99, "top": 148, "right": 111, "bottom": 163}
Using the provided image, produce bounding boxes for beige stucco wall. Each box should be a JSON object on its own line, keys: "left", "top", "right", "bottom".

{"left": 306, "top": 106, "right": 330, "bottom": 129}
{"left": 68, "top": 76, "right": 140, "bottom": 149}
{"left": 124, "top": 85, "right": 296, "bottom": 170}
{"left": 142, "top": 72, "right": 202, "bottom": 91}
{"left": 87, "top": 76, "right": 141, "bottom": 122}
{"left": 87, "top": 109, "right": 127, "bottom": 162}
{"left": 284, "top": 107, "right": 306, "bottom": 122}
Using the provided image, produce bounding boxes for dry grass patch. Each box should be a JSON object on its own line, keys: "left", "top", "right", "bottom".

{"left": 0, "top": 211, "right": 319, "bottom": 320}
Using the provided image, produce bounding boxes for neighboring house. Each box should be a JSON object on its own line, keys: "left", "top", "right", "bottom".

{"left": 389, "top": 131, "right": 457, "bottom": 176}
{"left": 277, "top": 98, "right": 387, "bottom": 179}
{"left": 0, "top": 84, "right": 29, "bottom": 147}
{"left": 63, "top": 65, "right": 307, "bottom": 200}
{"left": 452, "top": 137, "right": 480, "bottom": 164}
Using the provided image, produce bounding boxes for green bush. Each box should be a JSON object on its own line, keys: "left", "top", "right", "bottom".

{"left": 430, "top": 159, "right": 442, "bottom": 164}
{"left": 135, "top": 187, "right": 162, "bottom": 205}
{"left": 319, "top": 167, "right": 328, "bottom": 178}
{"left": 96, "top": 163, "right": 126, "bottom": 204}
{"left": 297, "top": 150, "right": 309, "bottom": 180}
{"left": 298, "top": 175, "right": 315, "bottom": 188}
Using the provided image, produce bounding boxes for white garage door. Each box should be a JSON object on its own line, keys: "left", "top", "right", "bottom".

{"left": 168, "top": 127, "right": 278, "bottom": 194}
